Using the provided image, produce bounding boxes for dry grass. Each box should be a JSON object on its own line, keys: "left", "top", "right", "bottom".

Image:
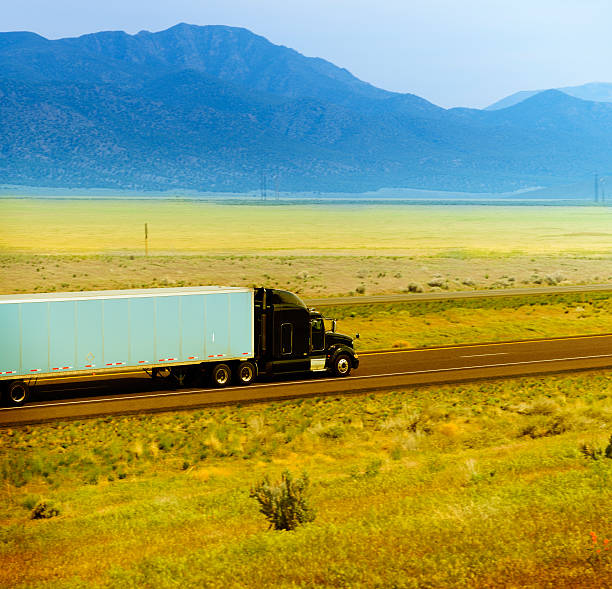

{"left": 1, "top": 372, "right": 611, "bottom": 587}
{"left": 2, "top": 254, "right": 612, "bottom": 353}
{"left": 1, "top": 252, "right": 612, "bottom": 299}
{"left": 2, "top": 199, "right": 612, "bottom": 301}
{"left": 2, "top": 199, "right": 612, "bottom": 254}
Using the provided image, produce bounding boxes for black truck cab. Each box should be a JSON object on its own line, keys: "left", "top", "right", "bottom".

{"left": 254, "top": 288, "right": 359, "bottom": 377}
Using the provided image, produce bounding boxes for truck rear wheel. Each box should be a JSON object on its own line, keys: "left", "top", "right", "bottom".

{"left": 5, "top": 380, "right": 30, "bottom": 407}
{"left": 210, "top": 363, "right": 231, "bottom": 387}
{"left": 331, "top": 353, "right": 352, "bottom": 377}
{"left": 235, "top": 361, "right": 256, "bottom": 385}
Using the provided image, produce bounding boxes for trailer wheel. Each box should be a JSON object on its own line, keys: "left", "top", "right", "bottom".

{"left": 5, "top": 381, "right": 30, "bottom": 407}
{"left": 235, "top": 361, "right": 256, "bottom": 386}
{"left": 331, "top": 353, "right": 352, "bottom": 377}
{"left": 210, "top": 363, "right": 231, "bottom": 387}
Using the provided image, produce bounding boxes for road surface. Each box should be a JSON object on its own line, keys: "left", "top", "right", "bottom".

{"left": 306, "top": 283, "right": 612, "bottom": 306}
{"left": 2, "top": 333, "right": 612, "bottom": 427}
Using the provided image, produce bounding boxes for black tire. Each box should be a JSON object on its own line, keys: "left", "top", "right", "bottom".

{"left": 235, "top": 361, "right": 256, "bottom": 386}
{"left": 6, "top": 380, "right": 30, "bottom": 407}
{"left": 210, "top": 363, "right": 231, "bottom": 387}
{"left": 331, "top": 353, "right": 352, "bottom": 377}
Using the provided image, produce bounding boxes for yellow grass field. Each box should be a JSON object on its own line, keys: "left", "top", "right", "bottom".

{"left": 2, "top": 199, "right": 612, "bottom": 254}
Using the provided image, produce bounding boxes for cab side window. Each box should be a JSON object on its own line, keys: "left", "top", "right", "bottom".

{"left": 311, "top": 318, "right": 325, "bottom": 352}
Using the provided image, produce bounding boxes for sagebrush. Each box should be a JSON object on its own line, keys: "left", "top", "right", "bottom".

{"left": 250, "top": 470, "right": 315, "bottom": 531}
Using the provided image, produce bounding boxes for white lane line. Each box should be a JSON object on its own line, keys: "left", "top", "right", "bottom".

{"left": 4, "top": 351, "right": 612, "bottom": 412}
{"left": 461, "top": 353, "right": 508, "bottom": 358}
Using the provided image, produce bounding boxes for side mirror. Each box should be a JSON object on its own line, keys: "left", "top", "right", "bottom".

{"left": 332, "top": 319, "right": 337, "bottom": 333}
{"left": 355, "top": 333, "right": 360, "bottom": 339}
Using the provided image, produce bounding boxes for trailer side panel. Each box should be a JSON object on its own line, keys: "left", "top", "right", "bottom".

{"left": 0, "top": 287, "right": 254, "bottom": 380}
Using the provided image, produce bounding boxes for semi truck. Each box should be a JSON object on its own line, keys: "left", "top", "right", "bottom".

{"left": 0, "top": 286, "right": 359, "bottom": 406}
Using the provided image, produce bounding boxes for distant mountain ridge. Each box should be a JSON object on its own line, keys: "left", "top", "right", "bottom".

{"left": 0, "top": 24, "right": 436, "bottom": 114}
{"left": 486, "top": 82, "right": 612, "bottom": 111}
{"left": 2, "top": 24, "right": 612, "bottom": 192}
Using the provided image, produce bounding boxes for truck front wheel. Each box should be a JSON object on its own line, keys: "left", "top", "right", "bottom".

{"left": 5, "top": 380, "right": 30, "bottom": 407}
{"left": 331, "top": 354, "right": 352, "bottom": 377}
{"left": 235, "top": 361, "right": 256, "bottom": 385}
{"left": 210, "top": 363, "right": 231, "bottom": 387}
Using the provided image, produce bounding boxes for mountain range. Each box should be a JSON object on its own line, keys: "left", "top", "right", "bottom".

{"left": 486, "top": 82, "right": 612, "bottom": 111}
{"left": 1, "top": 23, "right": 612, "bottom": 193}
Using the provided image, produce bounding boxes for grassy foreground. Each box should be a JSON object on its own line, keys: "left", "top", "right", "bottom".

{"left": 1, "top": 372, "right": 611, "bottom": 587}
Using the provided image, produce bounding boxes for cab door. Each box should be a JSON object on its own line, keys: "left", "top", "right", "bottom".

{"left": 269, "top": 307, "right": 310, "bottom": 373}
{"left": 310, "top": 318, "right": 325, "bottom": 354}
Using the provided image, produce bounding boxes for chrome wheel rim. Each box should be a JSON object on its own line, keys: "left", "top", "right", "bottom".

{"left": 10, "top": 384, "right": 26, "bottom": 404}
{"left": 337, "top": 358, "right": 350, "bottom": 374}
{"left": 216, "top": 368, "right": 229, "bottom": 385}
{"left": 240, "top": 366, "right": 253, "bottom": 382}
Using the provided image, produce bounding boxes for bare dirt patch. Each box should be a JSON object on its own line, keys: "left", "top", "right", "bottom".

{"left": 1, "top": 252, "right": 611, "bottom": 298}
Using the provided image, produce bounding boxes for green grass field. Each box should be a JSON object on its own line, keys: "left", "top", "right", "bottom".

{"left": 1, "top": 372, "right": 611, "bottom": 587}
{"left": 326, "top": 292, "right": 612, "bottom": 350}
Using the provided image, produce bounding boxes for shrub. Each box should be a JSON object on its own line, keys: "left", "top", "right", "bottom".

{"left": 250, "top": 470, "right": 315, "bottom": 531}
{"left": 31, "top": 501, "right": 60, "bottom": 520}
{"left": 580, "top": 435, "right": 612, "bottom": 460}
{"left": 545, "top": 272, "right": 565, "bottom": 285}
{"left": 318, "top": 424, "right": 344, "bottom": 439}
{"left": 21, "top": 494, "right": 40, "bottom": 510}
{"left": 427, "top": 277, "right": 447, "bottom": 289}
{"left": 365, "top": 459, "right": 383, "bottom": 477}
{"left": 520, "top": 413, "right": 572, "bottom": 438}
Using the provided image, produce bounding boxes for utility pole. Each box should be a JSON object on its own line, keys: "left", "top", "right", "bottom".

{"left": 594, "top": 173, "right": 599, "bottom": 203}
{"left": 144, "top": 223, "right": 148, "bottom": 256}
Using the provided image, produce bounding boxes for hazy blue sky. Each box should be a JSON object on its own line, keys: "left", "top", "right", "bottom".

{"left": 3, "top": 0, "right": 612, "bottom": 108}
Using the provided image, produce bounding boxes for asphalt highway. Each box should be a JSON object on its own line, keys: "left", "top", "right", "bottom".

{"left": 2, "top": 333, "right": 612, "bottom": 427}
